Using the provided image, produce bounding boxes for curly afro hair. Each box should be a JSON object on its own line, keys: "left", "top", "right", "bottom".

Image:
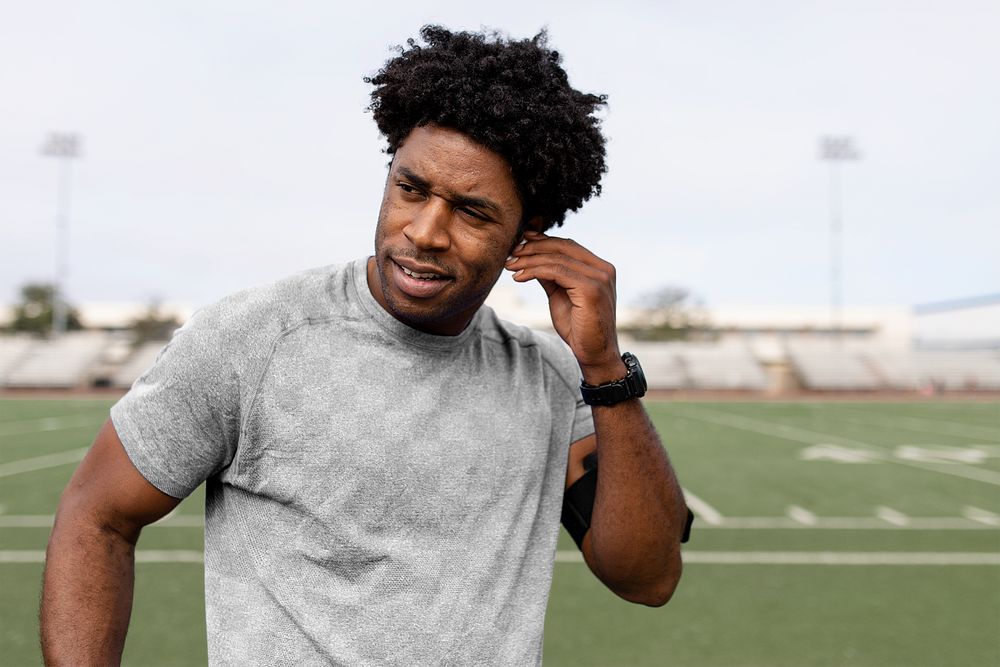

{"left": 366, "top": 25, "right": 607, "bottom": 230}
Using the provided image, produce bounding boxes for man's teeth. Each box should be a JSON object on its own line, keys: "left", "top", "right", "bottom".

{"left": 401, "top": 265, "right": 443, "bottom": 280}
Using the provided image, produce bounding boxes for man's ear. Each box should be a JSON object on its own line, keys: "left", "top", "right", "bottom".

{"left": 522, "top": 216, "right": 545, "bottom": 234}
{"left": 511, "top": 216, "right": 546, "bottom": 253}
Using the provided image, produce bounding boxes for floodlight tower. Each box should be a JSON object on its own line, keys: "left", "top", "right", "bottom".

{"left": 820, "top": 136, "right": 860, "bottom": 344}
{"left": 41, "top": 132, "right": 82, "bottom": 337}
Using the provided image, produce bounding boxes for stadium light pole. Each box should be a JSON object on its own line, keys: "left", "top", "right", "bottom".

{"left": 41, "top": 132, "right": 82, "bottom": 337}
{"left": 820, "top": 136, "right": 860, "bottom": 345}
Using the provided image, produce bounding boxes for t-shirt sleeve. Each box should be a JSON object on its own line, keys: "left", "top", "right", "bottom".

{"left": 569, "top": 376, "right": 595, "bottom": 445}
{"left": 540, "top": 333, "right": 594, "bottom": 445}
{"left": 110, "top": 303, "right": 245, "bottom": 499}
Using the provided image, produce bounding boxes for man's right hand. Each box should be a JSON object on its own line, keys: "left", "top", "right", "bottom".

{"left": 40, "top": 418, "right": 180, "bottom": 666}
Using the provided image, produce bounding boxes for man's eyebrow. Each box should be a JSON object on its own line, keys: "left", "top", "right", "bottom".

{"left": 396, "top": 166, "right": 433, "bottom": 192}
{"left": 396, "top": 166, "right": 501, "bottom": 214}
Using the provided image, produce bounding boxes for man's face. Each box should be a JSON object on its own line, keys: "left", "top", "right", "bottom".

{"left": 368, "top": 124, "right": 526, "bottom": 336}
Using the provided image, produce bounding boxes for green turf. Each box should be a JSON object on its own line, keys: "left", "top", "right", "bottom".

{"left": 546, "top": 563, "right": 1000, "bottom": 666}
{"left": 2, "top": 397, "right": 998, "bottom": 666}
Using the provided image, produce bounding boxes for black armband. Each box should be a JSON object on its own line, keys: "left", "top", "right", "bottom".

{"left": 561, "top": 452, "right": 695, "bottom": 550}
{"left": 681, "top": 506, "right": 694, "bottom": 543}
{"left": 561, "top": 454, "right": 598, "bottom": 549}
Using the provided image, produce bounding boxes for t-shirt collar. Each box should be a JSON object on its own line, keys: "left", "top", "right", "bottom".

{"left": 350, "top": 257, "right": 484, "bottom": 352}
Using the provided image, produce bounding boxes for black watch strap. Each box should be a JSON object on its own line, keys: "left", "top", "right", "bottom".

{"left": 580, "top": 352, "right": 647, "bottom": 406}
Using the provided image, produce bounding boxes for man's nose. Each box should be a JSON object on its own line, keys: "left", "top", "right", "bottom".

{"left": 403, "top": 197, "right": 451, "bottom": 251}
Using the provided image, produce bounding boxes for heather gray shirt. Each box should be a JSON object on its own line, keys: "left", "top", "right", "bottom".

{"left": 111, "top": 258, "right": 594, "bottom": 666}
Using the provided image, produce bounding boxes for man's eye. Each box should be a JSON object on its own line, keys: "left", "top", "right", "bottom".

{"left": 458, "top": 207, "right": 487, "bottom": 221}
{"left": 397, "top": 183, "right": 421, "bottom": 195}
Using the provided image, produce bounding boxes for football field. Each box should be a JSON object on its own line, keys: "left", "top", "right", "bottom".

{"left": 2, "top": 397, "right": 998, "bottom": 666}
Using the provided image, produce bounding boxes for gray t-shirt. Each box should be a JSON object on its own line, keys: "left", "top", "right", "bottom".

{"left": 111, "top": 258, "right": 594, "bottom": 666}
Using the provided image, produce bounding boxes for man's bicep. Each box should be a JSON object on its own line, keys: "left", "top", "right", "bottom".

{"left": 56, "top": 419, "right": 180, "bottom": 539}
{"left": 563, "top": 434, "right": 600, "bottom": 573}
{"left": 565, "top": 434, "right": 597, "bottom": 490}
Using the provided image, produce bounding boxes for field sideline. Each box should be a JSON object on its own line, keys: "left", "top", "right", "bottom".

{"left": 1, "top": 397, "right": 998, "bottom": 666}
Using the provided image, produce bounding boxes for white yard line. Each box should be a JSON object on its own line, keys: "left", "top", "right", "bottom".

{"left": 4, "top": 549, "right": 997, "bottom": 566}
{"left": 887, "top": 460, "right": 1000, "bottom": 487}
{"left": 680, "top": 552, "right": 1000, "bottom": 565}
{"left": 0, "top": 415, "right": 106, "bottom": 440}
{"left": 0, "top": 550, "right": 204, "bottom": 563}
{"left": 876, "top": 506, "right": 910, "bottom": 526}
{"left": 708, "top": 516, "right": 995, "bottom": 530}
{"left": 0, "top": 447, "right": 88, "bottom": 478}
{"left": 0, "top": 516, "right": 54, "bottom": 527}
{"left": 963, "top": 506, "right": 1000, "bottom": 526}
{"left": 1, "top": 513, "right": 995, "bottom": 530}
{"left": 150, "top": 515, "right": 205, "bottom": 527}
{"left": 667, "top": 405, "right": 870, "bottom": 448}
{"left": 558, "top": 551, "right": 1000, "bottom": 565}
{"left": 681, "top": 488, "right": 723, "bottom": 525}
{"left": 134, "top": 550, "right": 204, "bottom": 562}
{"left": 667, "top": 405, "right": 1000, "bottom": 488}
{"left": 833, "top": 408, "right": 1000, "bottom": 441}
{"left": 787, "top": 506, "right": 818, "bottom": 526}
{"left": 0, "top": 514, "right": 205, "bottom": 528}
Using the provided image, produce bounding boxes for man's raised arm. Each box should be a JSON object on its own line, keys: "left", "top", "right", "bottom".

{"left": 41, "top": 418, "right": 179, "bottom": 666}
{"left": 567, "top": 409, "right": 686, "bottom": 606}
{"left": 508, "top": 229, "right": 688, "bottom": 605}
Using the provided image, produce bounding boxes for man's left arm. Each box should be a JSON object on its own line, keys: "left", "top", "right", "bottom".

{"left": 507, "top": 230, "right": 688, "bottom": 606}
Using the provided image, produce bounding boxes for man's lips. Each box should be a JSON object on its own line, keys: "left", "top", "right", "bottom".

{"left": 392, "top": 256, "right": 452, "bottom": 280}
{"left": 390, "top": 257, "right": 453, "bottom": 299}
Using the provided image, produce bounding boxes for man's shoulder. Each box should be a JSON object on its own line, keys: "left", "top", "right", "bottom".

{"left": 178, "top": 262, "right": 356, "bottom": 353}
{"left": 478, "top": 309, "right": 581, "bottom": 379}
{"left": 201, "top": 263, "right": 349, "bottom": 330}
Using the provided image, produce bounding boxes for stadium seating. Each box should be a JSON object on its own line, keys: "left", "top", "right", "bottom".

{"left": 1, "top": 328, "right": 996, "bottom": 393}
{"left": 865, "top": 350, "right": 920, "bottom": 390}
{"left": 111, "top": 341, "right": 167, "bottom": 388}
{"left": 628, "top": 342, "right": 689, "bottom": 390}
{"left": 680, "top": 344, "right": 769, "bottom": 390}
{"left": 2, "top": 332, "right": 112, "bottom": 388}
{"left": 786, "top": 342, "right": 882, "bottom": 390}
{"left": 912, "top": 350, "right": 1000, "bottom": 391}
{"left": 626, "top": 342, "right": 769, "bottom": 391}
{"left": 0, "top": 335, "right": 37, "bottom": 385}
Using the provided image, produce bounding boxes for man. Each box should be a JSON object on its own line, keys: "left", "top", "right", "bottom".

{"left": 41, "top": 26, "right": 689, "bottom": 665}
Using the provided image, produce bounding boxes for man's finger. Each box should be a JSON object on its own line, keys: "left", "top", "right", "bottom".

{"left": 506, "top": 253, "right": 609, "bottom": 287}
{"left": 509, "top": 261, "right": 613, "bottom": 306}
{"left": 514, "top": 233, "right": 614, "bottom": 274}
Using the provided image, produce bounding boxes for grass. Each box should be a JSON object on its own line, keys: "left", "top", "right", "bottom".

{"left": 1, "top": 397, "right": 998, "bottom": 666}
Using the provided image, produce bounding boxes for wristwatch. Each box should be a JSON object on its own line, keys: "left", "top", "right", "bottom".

{"left": 580, "top": 352, "right": 647, "bottom": 406}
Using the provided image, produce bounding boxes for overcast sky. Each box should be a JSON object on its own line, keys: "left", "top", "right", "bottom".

{"left": 2, "top": 0, "right": 998, "bottom": 313}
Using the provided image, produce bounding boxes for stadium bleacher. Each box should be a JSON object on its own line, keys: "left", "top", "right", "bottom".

{"left": 912, "top": 350, "right": 1000, "bottom": 391}
{"left": 0, "top": 329, "right": 998, "bottom": 393}
{"left": 867, "top": 350, "right": 920, "bottom": 390}
{"left": 786, "top": 342, "right": 883, "bottom": 391}
{"left": 0, "top": 335, "right": 36, "bottom": 385}
{"left": 680, "top": 344, "right": 769, "bottom": 391}
{"left": 111, "top": 341, "right": 167, "bottom": 389}
{"left": 628, "top": 342, "right": 689, "bottom": 390}
{"left": 626, "top": 341, "right": 770, "bottom": 391}
{"left": 2, "top": 332, "right": 112, "bottom": 388}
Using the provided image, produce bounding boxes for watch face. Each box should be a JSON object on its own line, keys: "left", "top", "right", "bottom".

{"left": 580, "top": 353, "right": 646, "bottom": 405}
{"left": 635, "top": 363, "right": 647, "bottom": 392}
{"left": 624, "top": 352, "right": 647, "bottom": 394}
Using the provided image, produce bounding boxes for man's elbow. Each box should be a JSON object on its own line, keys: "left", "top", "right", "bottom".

{"left": 593, "top": 549, "right": 683, "bottom": 607}
{"left": 615, "top": 564, "right": 682, "bottom": 607}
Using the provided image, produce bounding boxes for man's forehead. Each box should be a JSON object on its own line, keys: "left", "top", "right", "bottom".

{"left": 391, "top": 126, "right": 519, "bottom": 204}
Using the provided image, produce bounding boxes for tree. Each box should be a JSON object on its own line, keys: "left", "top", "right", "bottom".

{"left": 621, "top": 285, "right": 713, "bottom": 341}
{"left": 9, "top": 283, "right": 84, "bottom": 335}
{"left": 129, "top": 299, "right": 181, "bottom": 346}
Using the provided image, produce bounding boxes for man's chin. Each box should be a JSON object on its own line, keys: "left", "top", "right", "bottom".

{"left": 382, "top": 279, "right": 489, "bottom": 336}
{"left": 386, "top": 257, "right": 454, "bottom": 300}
